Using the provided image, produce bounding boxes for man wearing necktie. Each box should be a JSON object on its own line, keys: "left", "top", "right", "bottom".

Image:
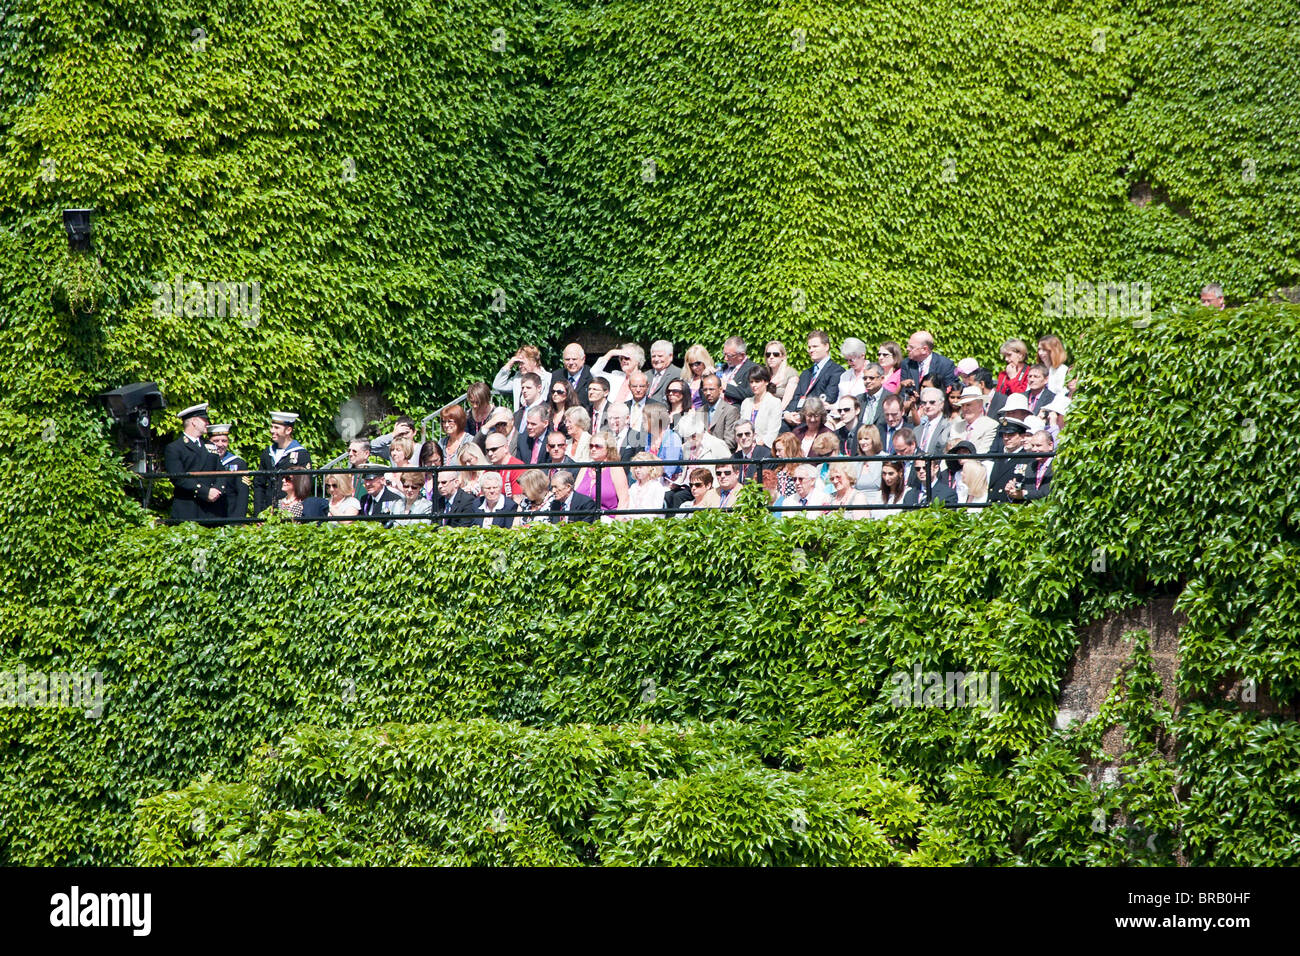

{"left": 549, "top": 471, "right": 598, "bottom": 522}
{"left": 164, "top": 403, "right": 226, "bottom": 521}
{"left": 561, "top": 343, "right": 594, "bottom": 411}
{"left": 781, "top": 330, "right": 844, "bottom": 432}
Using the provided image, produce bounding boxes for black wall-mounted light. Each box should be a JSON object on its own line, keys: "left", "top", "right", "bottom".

{"left": 63, "top": 208, "right": 93, "bottom": 251}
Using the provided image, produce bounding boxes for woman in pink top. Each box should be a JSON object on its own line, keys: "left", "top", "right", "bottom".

{"left": 878, "top": 342, "right": 904, "bottom": 393}
{"left": 573, "top": 430, "right": 628, "bottom": 516}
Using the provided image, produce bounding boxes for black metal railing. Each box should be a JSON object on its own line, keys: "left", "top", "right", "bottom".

{"left": 148, "top": 449, "right": 1054, "bottom": 525}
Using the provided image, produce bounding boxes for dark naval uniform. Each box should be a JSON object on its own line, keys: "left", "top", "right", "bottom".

{"left": 164, "top": 433, "right": 225, "bottom": 521}
{"left": 253, "top": 440, "right": 310, "bottom": 514}
{"left": 218, "top": 449, "right": 251, "bottom": 519}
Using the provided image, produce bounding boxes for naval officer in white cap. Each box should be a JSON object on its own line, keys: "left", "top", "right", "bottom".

{"left": 253, "top": 411, "right": 312, "bottom": 514}
{"left": 164, "top": 403, "right": 225, "bottom": 522}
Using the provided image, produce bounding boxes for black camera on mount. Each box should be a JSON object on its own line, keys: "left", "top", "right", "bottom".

{"left": 101, "top": 383, "right": 165, "bottom": 477}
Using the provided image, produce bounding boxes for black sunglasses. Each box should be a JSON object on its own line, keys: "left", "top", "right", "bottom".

{"left": 766, "top": 351, "right": 782, "bottom": 358}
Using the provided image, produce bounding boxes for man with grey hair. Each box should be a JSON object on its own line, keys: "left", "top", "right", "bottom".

{"left": 1200, "top": 283, "right": 1225, "bottom": 309}
{"left": 777, "top": 463, "right": 829, "bottom": 518}
{"left": 913, "top": 387, "right": 952, "bottom": 456}
{"left": 518, "top": 405, "right": 552, "bottom": 465}
{"left": 718, "top": 335, "right": 759, "bottom": 404}
{"left": 856, "top": 361, "right": 889, "bottom": 427}
{"left": 646, "top": 340, "right": 682, "bottom": 404}
{"left": 560, "top": 342, "right": 594, "bottom": 409}
{"left": 607, "top": 402, "right": 643, "bottom": 461}
{"left": 549, "top": 470, "right": 599, "bottom": 523}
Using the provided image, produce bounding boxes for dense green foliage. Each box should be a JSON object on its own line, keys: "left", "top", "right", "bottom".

{"left": 3, "top": 1, "right": 1297, "bottom": 457}
{"left": 1, "top": 0, "right": 1297, "bottom": 865}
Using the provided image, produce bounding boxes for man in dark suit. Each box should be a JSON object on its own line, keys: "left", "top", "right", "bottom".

{"left": 516, "top": 406, "right": 551, "bottom": 466}
{"left": 434, "top": 472, "right": 480, "bottom": 526}
{"left": 988, "top": 421, "right": 1032, "bottom": 503}
{"left": 206, "top": 422, "right": 250, "bottom": 519}
{"left": 511, "top": 373, "right": 546, "bottom": 441}
{"left": 559, "top": 343, "right": 595, "bottom": 411}
{"left": 645, "top": 340, "right": 683, "bottom": 404}
{"left": 253, "top": 411, "right": 311, "bottom": 514}
{"left": 874, "top": 395, "right": 907, "bottom": 459}
{"left": 831, "top": 396, "right": 862, "bottom": 456}
{"left": 543, "top": 432, "right": 580, "bottom": 479}
{"left": 902, "top": 457, "right": 957, "bottom": 507}
{"left": 1003, "top": 429, "right": 1054, "bottom": 502}
{"left": 473, "top": 471, "right": 519, "bottom": 527}
{"left": 358, "top": 470, "right": 401, "bottom": 518}
{"left": 1023, "top": 364, "right": 1056, "bottom": 416}
{"left": 548, "top": 471, "right": 598, "bottom": 523}
{"left": 587, "top": 377, "right": 613, "bottom": 435}
{"left": 164, "top": 403, "right": 226, "bottom": 521}
{"left": 781, "top": 330, "right": 844, "bottom": 432}
{"left": 732, "top": 422, "right": 771, "bottom": 482}
{"left": 717, "top": 336, "right": 759, "bottom": 405}
{"left": 608, "top": 404, "right": 644, "bottom": 461}
{"left": 900, "top": 330, "right": 959, "bottom": 395}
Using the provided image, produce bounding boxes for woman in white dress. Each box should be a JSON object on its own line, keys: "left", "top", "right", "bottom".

{"left": 324, "top": 475, "right": 361, "bottom": 522}
{"left": 738, "top": 365, "right": 783, "bottom": 447}
{"left": 826, "top": 462, "right": 868, "bottom": 519}
{"left": 625, "top": 452, "right": 667, "bottom": 520}
{"left": 1037, "top": 335, "right": 1071, "bottom": 396}
{"left": 389, "top": 472, "right": 433, "bottom": 526}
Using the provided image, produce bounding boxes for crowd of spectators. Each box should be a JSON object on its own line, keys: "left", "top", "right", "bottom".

{"left": 166, "top": 329, "right": 1071, "bottom": 524}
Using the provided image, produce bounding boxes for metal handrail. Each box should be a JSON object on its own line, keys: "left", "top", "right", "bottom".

{"left": 311, "top": 392, "right": 470, "bottom": 496}
{"left": 151, "top": 449, "right": 1054, "bottom": 525}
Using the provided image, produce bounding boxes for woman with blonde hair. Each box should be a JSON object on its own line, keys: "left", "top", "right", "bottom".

{"left": 682, "top": 344, "right": 714, "bottom": 409}
{"left": 574, "top": 429, "right": 628, "bottom": 517}
{"left": 563, "top": 405, "right": 593, "bottom": 461}
{"left": 323, "top": 473, "right": 361, "bottom": 521}
{"left": 827, "top": 462, "right": 868, "bottom": 519}
{"left": 764, "top": 340, "right": 799, "bottom": 403}
{"left": 625, "top": 451, "right": 667, "bottom": 520}
{"left": 453, "top": 442, "right": 488, "bottom": 497}
{"left": 385, "top": 437, "right": 416, "bottom": 496}
{"left": 1037, "top": 335, "right": 1071, "bottom": 396}
{"left": 854, "top": 426, "right": 884, "bottom": 495}
{"left": 996, "top": 338, "right": 1030, "bottom": 395}
{"left": 958, "top": 456, "right": 989, "bottom": 505}
{"left": 515, "top": 469, "right": 553, "bottom": 526}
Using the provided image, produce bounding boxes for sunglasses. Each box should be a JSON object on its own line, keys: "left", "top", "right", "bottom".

{"left": 690, "top": 482, "right": 707, "bottom": 488}
{"left": 486, "top": 445, "right": 505, "bottom": 452}
{"left": 766, "top": 351, "right": 783, "bottom": 358}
